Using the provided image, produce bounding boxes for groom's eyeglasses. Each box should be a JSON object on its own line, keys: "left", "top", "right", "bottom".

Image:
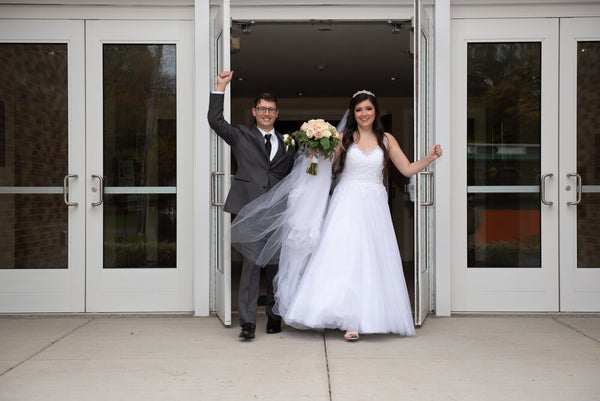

{"left": 255, "top": 107, "right": 278, "bottom": 114}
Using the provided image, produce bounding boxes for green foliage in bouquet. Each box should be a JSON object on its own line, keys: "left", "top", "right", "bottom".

{"left": 283, "top": 119, "right": 341, "bottom": 175}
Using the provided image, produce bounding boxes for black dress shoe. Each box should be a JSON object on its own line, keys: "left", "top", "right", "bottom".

{"left": 266, "top": 317, "right": 282, "bottom": 334}
{"left": 239, "top": 323, "right": 255, "bottom": 339}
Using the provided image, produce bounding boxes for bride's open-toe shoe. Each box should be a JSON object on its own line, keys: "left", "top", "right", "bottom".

{"left": 344, "top": 330, "right": 359, "bottom": 341}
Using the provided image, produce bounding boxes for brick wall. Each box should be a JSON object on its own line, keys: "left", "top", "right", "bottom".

{"left": 0, "top": 44, "right": 68, "bottom": 269}
{"left": 576, "top": 42, "right": 600, "bottom": 268}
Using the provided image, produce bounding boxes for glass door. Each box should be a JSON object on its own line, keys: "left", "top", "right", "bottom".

{"left": 0, "top": 20, "right": 86, "bottom": 312}
{"left": 559, "top": 18, "right": 600, "bottom": 312}
{"left": 451, "top": 19, "right": 560, "bottom": 312}
{"left": 210, "top": 0, "right": 233, "bottom": 326}
{"left": 414, "top": 0, "right": 435, "bottom": 326}
{"left": 85, "top": 20, "right": 193, "bottom": 312}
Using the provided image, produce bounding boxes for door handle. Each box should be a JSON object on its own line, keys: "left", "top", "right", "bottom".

{"left": 540, "top": 173, "right": 553, "bottom": 206}
{"left": 91, "top": 174, "right": 104, "bottom": 207}
{"left": 567, "top": 173, "right": 582, "bottom": 206}
{"left": 211, "top": 171, "right": 225, "bottom": 207}
{"left": 63, "top": 174, "right": 78, "bottom": 206}
{"left": 419, "top": 171, "right": 434, "bottom": 206}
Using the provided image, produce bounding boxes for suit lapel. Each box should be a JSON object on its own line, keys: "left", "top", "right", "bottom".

{"left": 270, "top": 131, "right": 289, "bottom": 165}
{"left": 271, "top": 132, "right": 285, "bottom": 162}
{"left": 252, "top": 127, "right": 291, "bottom": 166}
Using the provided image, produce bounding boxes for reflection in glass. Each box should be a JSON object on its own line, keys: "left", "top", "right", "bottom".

{"left": 419, "top": 30, "right": 430, "bottom": 275}
{"left": 467, "top": 42, "right": 541, "bottom": 268}
{"left": 468, "top": 194, "right": 540, "bottom": 267}
{"left": 103, "top": 44, "right": 176, "bottom": 187}
{"left": 0, "top": 195, "right": 67, "bottom": 269}
{"left": 0, "top": 44, "right": 68, "bottom": 186}
{"left": 103, "top": 44, "right": 177, "bottom": 268}
{"left": 104, "top": 194, "right": 176, "bottom": 268}
{"left": 215, "top": 32, "right": 226, "bottom": 275}
{"left": 577, "top": 41, "right": 600, "bottom": 268}
{"left": 0, "top": 44, "right": 69, "bottom": 269}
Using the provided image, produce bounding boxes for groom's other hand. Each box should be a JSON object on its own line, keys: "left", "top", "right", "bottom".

{"left": 216, "top": 70, "right": 234, "bottom": 92}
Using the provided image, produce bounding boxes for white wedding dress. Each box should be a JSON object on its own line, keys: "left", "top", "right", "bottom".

{"left": 275, "top": 144, "right": 415, "bottom": 336}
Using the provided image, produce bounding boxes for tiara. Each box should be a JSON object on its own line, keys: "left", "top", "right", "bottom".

{"left": 352, "top": 90, "right": 375, "bottom": 98}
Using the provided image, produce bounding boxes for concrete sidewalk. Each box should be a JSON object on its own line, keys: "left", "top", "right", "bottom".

{"left": 0, "top": 314, "right": 599, "bottom": 401}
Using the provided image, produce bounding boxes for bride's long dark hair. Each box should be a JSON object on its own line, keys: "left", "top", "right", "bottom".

{"left": 335, "top": 92, "right": 389, "bottom": 179}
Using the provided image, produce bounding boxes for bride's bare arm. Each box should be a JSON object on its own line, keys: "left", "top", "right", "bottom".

{"left": 385, "top": 133, "right": 442, "bottom": 177}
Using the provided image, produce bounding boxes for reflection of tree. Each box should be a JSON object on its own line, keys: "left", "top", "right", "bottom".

{"left": 102, "top": 45, "right": 177, "bottom": 264}
{"left": 467, "top": 43, "right": 542, "bottom": 187}
{"left": 468, "top": 240, "right": 540, "bottom": 268}
{"left": 467, "top": 43, "right": 541, "bottom": 145}
{"left": 103, "top": 44, "right": 176, "bottom": 187}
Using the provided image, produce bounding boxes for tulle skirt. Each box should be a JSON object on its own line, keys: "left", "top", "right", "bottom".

{"left": 276, "top": 178, "right": 416, "bottom": 336}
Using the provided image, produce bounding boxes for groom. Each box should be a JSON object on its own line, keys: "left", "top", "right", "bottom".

{"left": 208, "top": 71, "right": 295, "bottom": 339}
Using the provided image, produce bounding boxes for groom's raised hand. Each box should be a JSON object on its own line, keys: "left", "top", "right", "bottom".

{"left": 216, "top": 71, "right": 234, "bottom": 92}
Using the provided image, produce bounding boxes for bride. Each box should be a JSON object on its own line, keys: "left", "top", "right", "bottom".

{"left": 232, "top": 90, "right": 442, "bottom": 341}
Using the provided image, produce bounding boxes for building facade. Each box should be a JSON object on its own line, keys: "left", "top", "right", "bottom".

{"left": 0, "top": 0, "right": 598, "bottom": 322}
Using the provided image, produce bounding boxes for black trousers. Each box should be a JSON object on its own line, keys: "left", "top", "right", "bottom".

{"left": 238, "top": 257, "right": 280, "bottom": 327}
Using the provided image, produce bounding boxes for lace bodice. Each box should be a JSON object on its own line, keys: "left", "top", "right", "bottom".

{"left": 339, "top": 144, "right": 384, "bottom": 184}
{"left": 336, "top": 144, "right": 386, "bottom": 197}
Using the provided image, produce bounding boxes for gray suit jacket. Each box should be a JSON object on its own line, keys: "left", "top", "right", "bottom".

{"left": 207, "top": 93, "right": 295, "bottom": 214}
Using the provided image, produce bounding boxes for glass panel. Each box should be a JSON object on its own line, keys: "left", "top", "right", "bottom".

{"left": 466, "top": 42, "right": 541, "bottom": 268}
{"left": 103, "top": 194, "right": 176, "bottom": 268}
{"left": 468, "top": 193, "right": 540, "bottom": 267}
{"left": 577, "top": 41, "right": 600, "bottom": 268}
{"left": 0, "top": 195, "right": 67, "bottom": 269}
{"left": 0, "top": 44, "right": 69, "bottom": 269}
{"left": 419, "top": 30, "right": 430, "bottom": 274}
{"left": 216, "top": 32, "right": 226, "bottom": 275}
{"left": 103, "top": 44, "right": 177, "bottom": 268}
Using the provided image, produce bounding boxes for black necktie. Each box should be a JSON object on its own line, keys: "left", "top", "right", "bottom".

{"left": 264, "top": 134, "right": 272, "bottom": 159}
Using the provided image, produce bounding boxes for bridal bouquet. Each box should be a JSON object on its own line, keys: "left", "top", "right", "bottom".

{"left": 283, "top": 119, "right": 340, "bottom": 175}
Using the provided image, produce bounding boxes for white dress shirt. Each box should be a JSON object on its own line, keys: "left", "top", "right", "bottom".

{"left": 257, "top": 127, "right": 278, "bottom": 161}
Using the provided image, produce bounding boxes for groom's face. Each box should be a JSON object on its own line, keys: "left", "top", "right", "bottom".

{"left": 252, "top": 99, "right": 279, "bottom": 131}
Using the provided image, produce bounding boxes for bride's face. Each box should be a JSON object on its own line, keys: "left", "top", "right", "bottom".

{"left": 354, "top": 100, "right": 376, "bottom": 129}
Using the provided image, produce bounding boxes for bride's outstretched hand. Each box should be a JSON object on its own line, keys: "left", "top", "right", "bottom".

{"left": 428, "top": 144, "right": 443, "bottom": 161}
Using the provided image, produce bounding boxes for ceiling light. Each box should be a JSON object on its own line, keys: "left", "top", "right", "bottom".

{"left": 387, "top": 19, "right": 411, "bottom": 33}
{"left": 237, "top": 20, "right": 255, "bottom": 34}
{"left": 311, "top": 20, "right": 333, "bottom": 31}
{"left": 314, "top": 64, "right": 328, "bottom": 72}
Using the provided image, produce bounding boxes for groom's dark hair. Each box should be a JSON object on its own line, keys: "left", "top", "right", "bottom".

{"left": 254, "top": 92, "right": 278, "bottom": 108}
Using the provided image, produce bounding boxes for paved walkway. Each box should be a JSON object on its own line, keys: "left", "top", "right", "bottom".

{"left": 1, "top": 314, "right": 599, "bottom": 401}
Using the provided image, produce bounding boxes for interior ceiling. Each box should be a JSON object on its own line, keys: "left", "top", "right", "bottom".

{"left": 229, "top": 21, "right": 414, "bottom": 99}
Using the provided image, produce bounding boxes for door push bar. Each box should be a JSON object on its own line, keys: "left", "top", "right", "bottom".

{"left": 567, "top": 173, "right": 582, "bottom": 206}
{"left": 91, "top": 174, "right": 104, "bottom": 207}
{"left": 211, "top": 171, "right": 225, "bottom": 207}
{"left": 419, "top": 171, "right": 434, "bottom": 207}
{"left": 63, "top": 174, "right": 78, "bottom": 206}
{"left": 540, "top": 173, "right": 553, "bottom": 206}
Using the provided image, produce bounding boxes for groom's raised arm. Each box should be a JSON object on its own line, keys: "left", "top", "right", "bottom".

{"left": 207, "top": 93, "right": 239, "bottom": 146}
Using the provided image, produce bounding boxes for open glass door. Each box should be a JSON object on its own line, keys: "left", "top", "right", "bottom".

{"left": 414, "top": 0, "right": 435, "bottom": 326}
{"left": 0, "top": 20, "right": 85, "bottom": 312}
{"left": 210, "top": 0, "right": 232, "bottom": 326}
{"left": 559, "top": 17, "right": 600, "bottom": 311}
